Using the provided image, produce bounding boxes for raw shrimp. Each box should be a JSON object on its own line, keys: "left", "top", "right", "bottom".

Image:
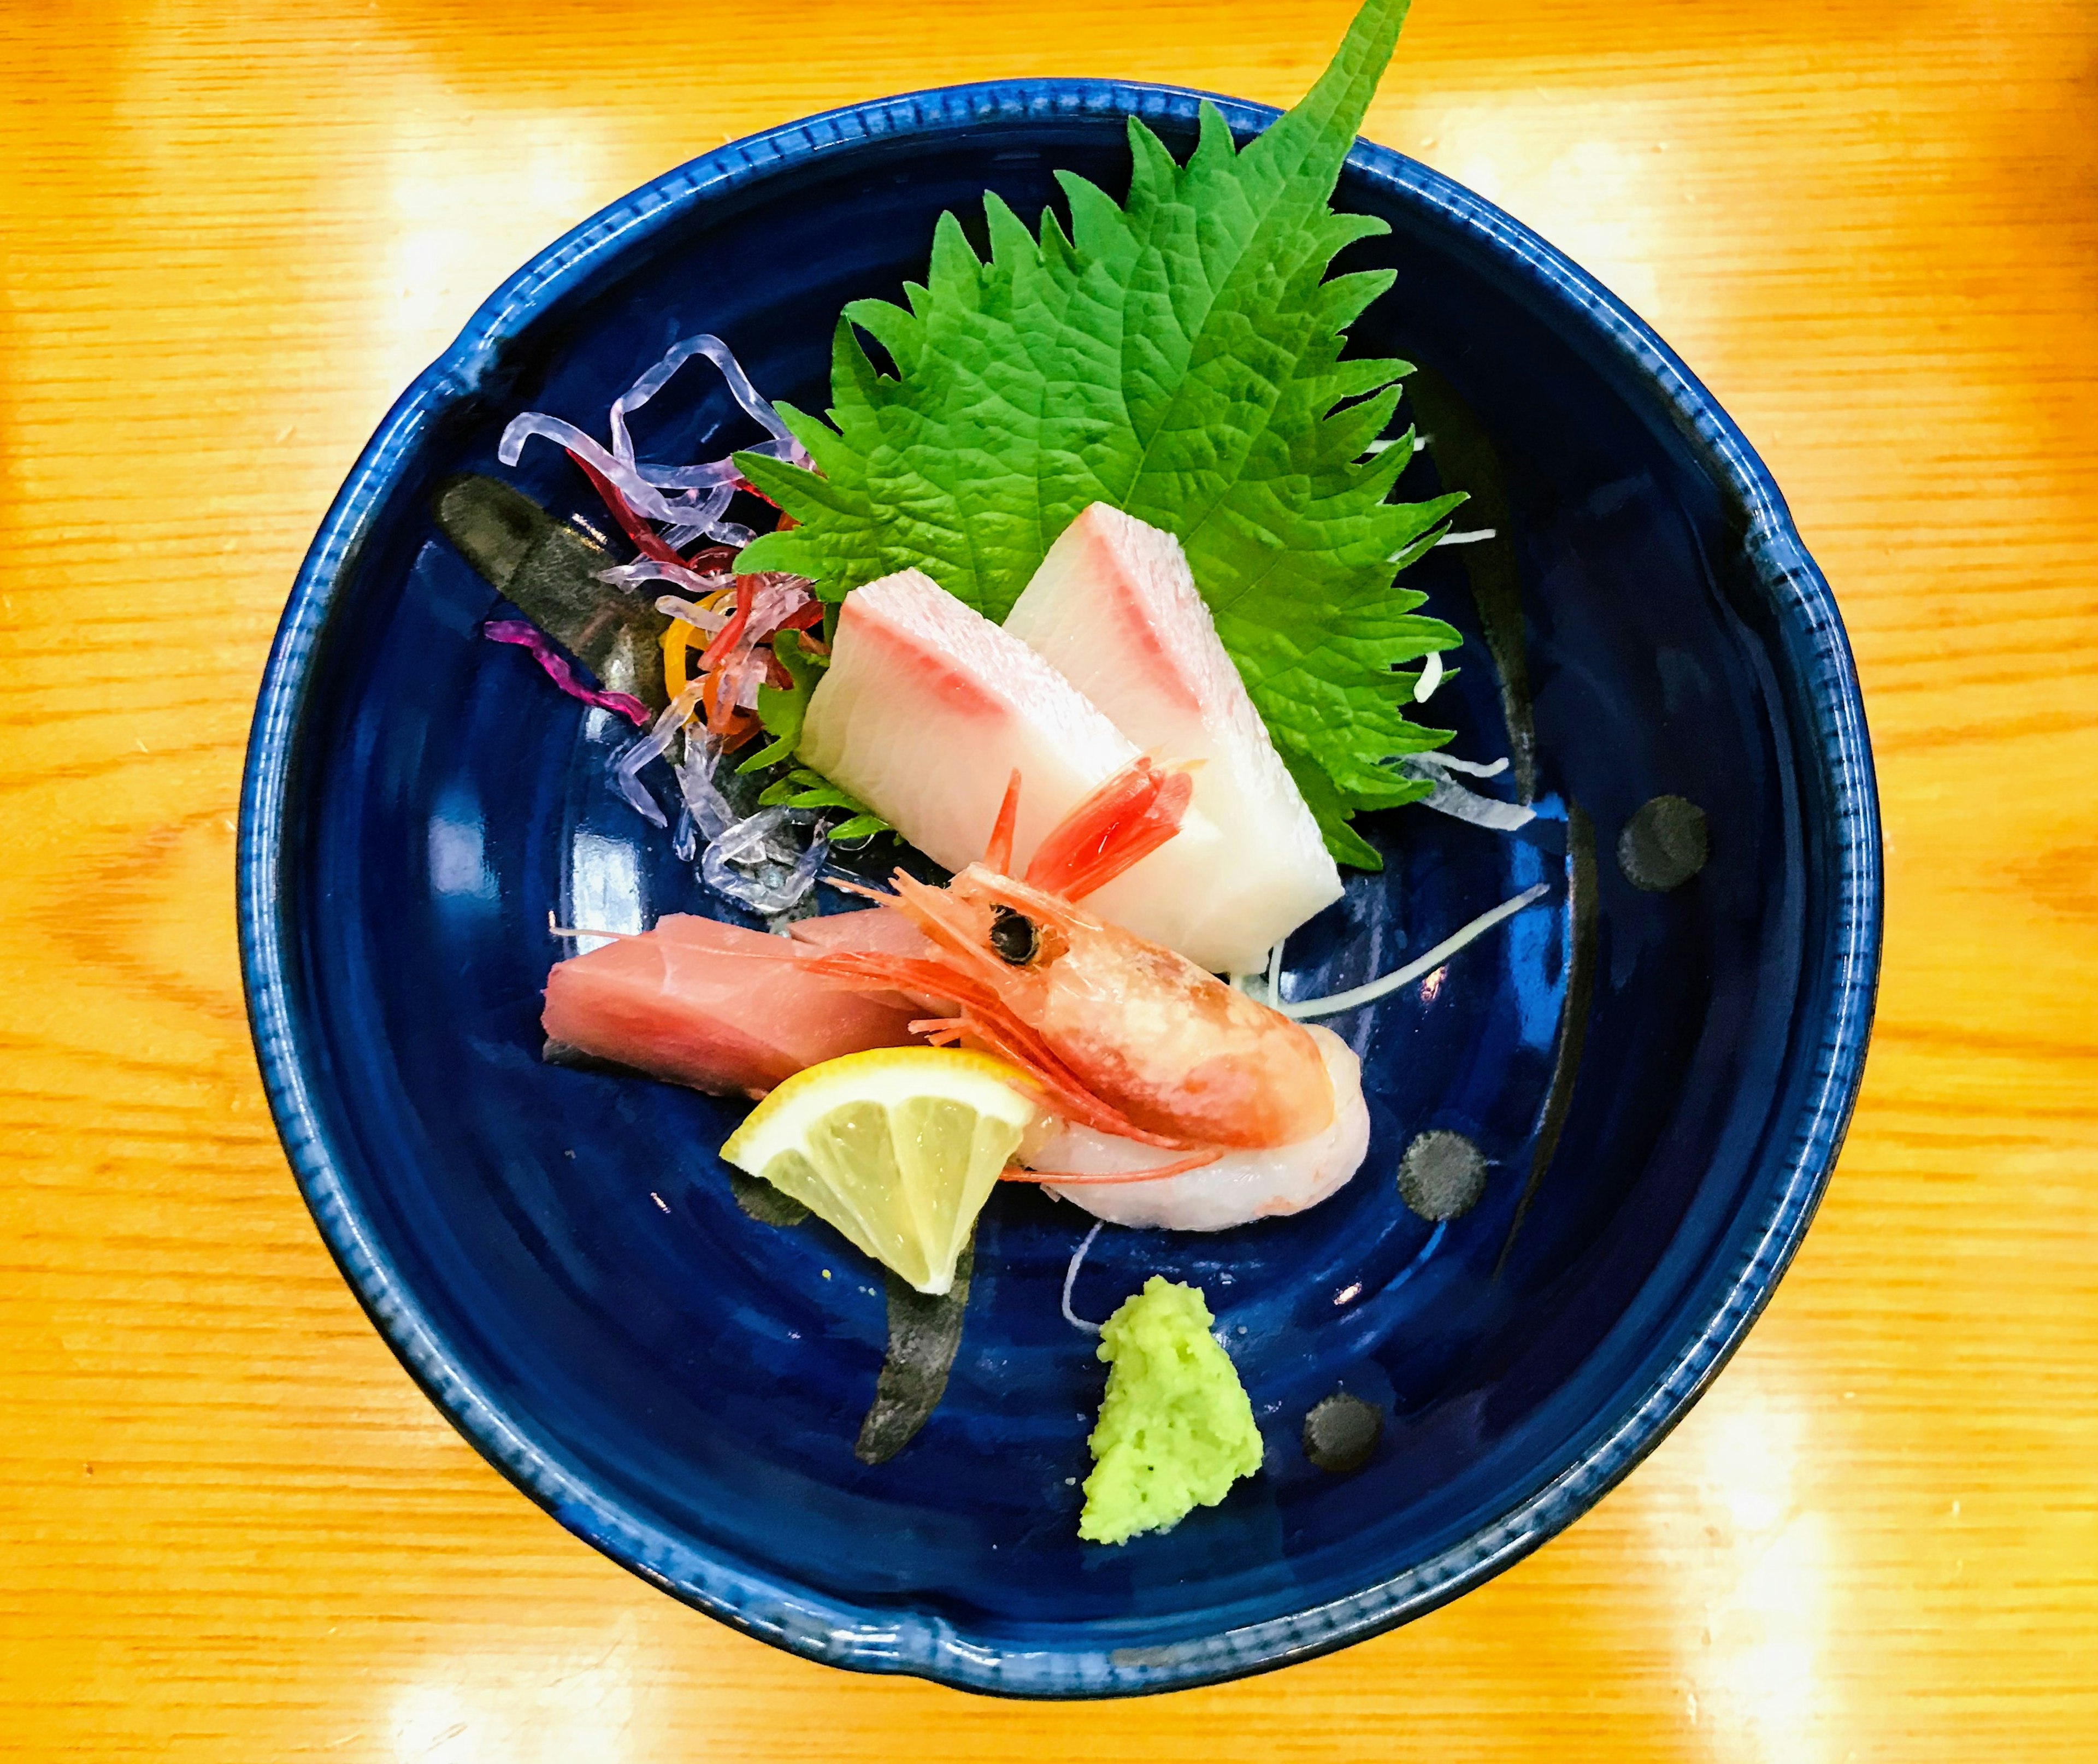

{"left": 797, "top": 760, "right": 1372, "bottom": 1226}
{"left": 1024, "top": 1026, "right": 1370, "bottom": 1231}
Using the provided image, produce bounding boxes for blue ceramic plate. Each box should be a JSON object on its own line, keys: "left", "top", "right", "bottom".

{"left": 239, "top": 82, "right": 1879, "bottom": 1697}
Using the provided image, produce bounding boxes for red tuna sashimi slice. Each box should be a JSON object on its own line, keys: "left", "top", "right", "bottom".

{"left": 798, "top": 569, "right": 1245, "bottom": 970}
{"left": 541, "top": 913, "right": 921, "bottom": 1098}
{"left": 1004, "top": 505, "right": 1343, "bottom": 965}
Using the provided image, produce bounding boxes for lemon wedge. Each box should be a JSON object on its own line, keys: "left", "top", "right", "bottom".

{"left": 721, "top": 1048, "right": 1042, "bottom": 1295}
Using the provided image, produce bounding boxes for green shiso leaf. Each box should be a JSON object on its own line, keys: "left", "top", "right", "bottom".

{"left": 735, "top": 0, "right": 1461, "bottom": 866}
{"left": 740, "top": 630, "right": 826, "bottom": 773}
{"left": 742, "top": 632, "right": 893, "bottom": 837}
{"left": 756, "top": 766, "right": 891, "bottom": 842}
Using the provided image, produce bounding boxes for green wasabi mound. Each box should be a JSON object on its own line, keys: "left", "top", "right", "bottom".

{"left": 1079, "top": 1277, "right": 1263, "bottom": 1545}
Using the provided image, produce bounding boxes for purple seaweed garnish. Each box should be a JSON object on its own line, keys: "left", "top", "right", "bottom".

{"left": 482, "top": 620, "right": 652, "bottom": 729}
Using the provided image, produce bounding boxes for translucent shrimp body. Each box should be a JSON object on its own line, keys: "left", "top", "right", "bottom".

{"left": 890, "top": 865, "right": 1333, "bottom": 1150}
{"left": 1030, "top": 1026, "right": 1371, "bottom": 1231}
{"left": 796, "top": 761, "right": 1364, "bottom": 1219}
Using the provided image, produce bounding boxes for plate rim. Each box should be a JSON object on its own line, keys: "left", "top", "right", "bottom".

{"left": 237, "top": 76, "right": 1883, "bottom": 1698}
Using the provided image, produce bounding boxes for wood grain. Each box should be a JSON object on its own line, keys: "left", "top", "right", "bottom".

{"left": 3, "top": 0, "right": 2095, "bottom": 1756}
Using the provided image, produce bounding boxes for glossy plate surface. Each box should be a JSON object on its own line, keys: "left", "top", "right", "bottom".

{"left": 238, "top": 81, "right": 1880, "bottom": 1697}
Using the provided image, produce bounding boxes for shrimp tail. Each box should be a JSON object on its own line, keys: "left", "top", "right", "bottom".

{"left": 1023, "top": 757, "right": 1193, "bottom": 900}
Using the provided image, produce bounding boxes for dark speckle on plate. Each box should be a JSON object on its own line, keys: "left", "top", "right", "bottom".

{"left": 1303, "top": 1393, "right": 1384, "bottom": 1475}
{"left": 1617, "top": 794, "right": 1711, "bottom": 892}
{"left": 1397, "top": 1130, "right": 1490, "bottom": 1222}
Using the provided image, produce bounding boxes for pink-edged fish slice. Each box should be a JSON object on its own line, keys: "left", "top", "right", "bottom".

{"left": 796, "top": 568, "right": 1241, "bottom": 971}
{"left": 1004, "top": 504, "right": 1343, "bottom": 971}
{"left": 541, "top": 913, "right": 922, "bottom": 1099}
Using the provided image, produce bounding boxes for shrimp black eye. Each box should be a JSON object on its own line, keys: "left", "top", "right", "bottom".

{"left": 988, "top": 904, "right": 1039, "bottom": 966}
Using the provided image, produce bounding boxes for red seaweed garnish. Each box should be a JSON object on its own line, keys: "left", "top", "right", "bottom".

{"left": 567, "top": 451, "right": 691, "bottom": 570}
{"left": 697, "top": 588, "right": 756, "bottom": 673}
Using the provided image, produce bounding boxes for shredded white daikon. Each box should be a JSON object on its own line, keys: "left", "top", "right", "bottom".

{"left": 673, "top": 737, "right": 829, "bottom": 915}
{"left": 1401, "top": 753, "right": 1535, "bottom": 831}
{"left": 1415, "top": 753, "right": 1508, "bottom": 778}
{"left": 1060, "top": 1221, "right": 1107, "bottom": 1335}
{"left": 503, "top": 333, "right": 806, "bottom": 545}
{"left": 654, "top": 594, "right": 730, "bottom": 632}
{"left": 597, "top": 556, "right": 728, "bottom": 597}
{"left": 611, "top": 681, "right": 705, "bottom": 827}
{"left": 608, "top": 333, "right": 805, "bottom": 471}
{"left": 1278, "top": 883, "right": 1549, "bottom": 1020}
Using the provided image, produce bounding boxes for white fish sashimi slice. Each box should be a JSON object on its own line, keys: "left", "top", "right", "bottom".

{"left": 1027, "top": 1026, "right": 1370, "bottom": 1231}
{"left": 798, "top": 569, "right": 1236, "bottom": 965}
{"left": 800, "top": 569, "right": 1133, "bottom": 874}
{"left": 1004, "top": 504, "right": 1343, "bottom": 970}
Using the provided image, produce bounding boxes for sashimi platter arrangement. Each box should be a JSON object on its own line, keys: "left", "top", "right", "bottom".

{"left": 448, "top": 0, "right": 1557, "bottom": 1545}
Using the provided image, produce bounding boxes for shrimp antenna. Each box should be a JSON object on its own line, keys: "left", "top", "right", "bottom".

{"left": 546, "top": 910, "right": 638, "bottom": 942}
{"left": 821, "top": 875, "right": 893, "bottom": 903}
{"left": 982, "top": 769, "right": 1023, "bottom": 874}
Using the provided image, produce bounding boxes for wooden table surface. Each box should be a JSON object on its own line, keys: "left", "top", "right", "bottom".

{"left": 5, "top": 0, "right": 2095, "bottom": 1756}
